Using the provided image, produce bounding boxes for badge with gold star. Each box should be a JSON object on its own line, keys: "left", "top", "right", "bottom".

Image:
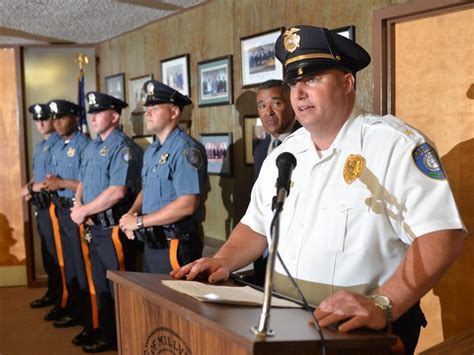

{"left": 283, "top": 28, "right": 301, "bottom": 53}
{"left": 343, "top": 154, "right": 366, "bottom": 184}
{"left": 67, "top": 147, "right": 76, "bottom": 157}
{"left": 99, "top": 146, "right": 109, "bottom": 156}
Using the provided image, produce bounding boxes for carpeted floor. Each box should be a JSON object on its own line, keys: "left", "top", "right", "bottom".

{"left": 0, "top": 286, "right": 116, "bottom": 355}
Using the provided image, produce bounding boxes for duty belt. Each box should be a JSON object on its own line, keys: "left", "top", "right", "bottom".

{"left": 134, "top": 226, "right": 168, "bottom": 249}
{"left": 91, "top": 205, "right": 128, "bottom": 229}
{"left": 50, "top": 195, "right": 74, "bottom": 209}
{"left": 30, "top": 190, "right": 52, "bottom": 209}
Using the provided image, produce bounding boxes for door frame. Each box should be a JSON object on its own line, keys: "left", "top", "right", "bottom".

{"left": 372, "top": 0, "right": 473, "bottom": 115}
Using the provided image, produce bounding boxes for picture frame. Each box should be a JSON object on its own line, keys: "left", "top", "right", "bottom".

{"left": 160, "top": 54, "right": 190, "bottom": 97}
{"left": 240, "top": 28, "right": 284, "bottom": 88}
{"left": 332, "top": 25, "right": 355, "bottom": 41}
{"left": 129, "top": 74, "right": 153, "bottom": 136}
{"left": 105, "top": 73, "right": 125, "bottom": 101}
{"left": 132, "top": 134, "right": 155, "bottom": 151}
{"left": 197, "top": 55, "right": 233, "bottom": 107}
{"left": 243, "top": 116, "right": 267, "bottom": 165}
{"left": 200, "top": 133, "right": 233, "bottom": 176}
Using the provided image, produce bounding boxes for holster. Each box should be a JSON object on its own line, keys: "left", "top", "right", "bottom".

{"left": 163, "top": 219, "right": 203, "bottom": 266}
{"left": 134, "top": 226, "right": 168, "bottom": 249}
{"left": 31, "top": 190, "right": 51, "bottom": 209}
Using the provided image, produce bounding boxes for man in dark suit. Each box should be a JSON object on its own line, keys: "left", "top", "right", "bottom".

{"left": 252, "top": 79, "right": 300, "bottom": 285}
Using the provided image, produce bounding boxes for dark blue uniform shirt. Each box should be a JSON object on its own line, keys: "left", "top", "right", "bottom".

{"left": 33, "top": 132, "right": 61, "bottom": 182}
{"left": 50, "top": 132, "right": 90, "bottom": 198}
{"left": 81, "top": 129, "right": 143, "bottom": 204}
{"left": 141, "top": 128, "right": 207, "bottom": 217}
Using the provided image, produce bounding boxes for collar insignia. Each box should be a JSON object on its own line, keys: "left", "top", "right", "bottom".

{"left": 67, "top": 147, "right": 76, "bottom": 157}
{"left": 49, "top": 102, "right": 58, "bottom": 114}
{"left": 159, "top": 153, "right": 169, "bottom": 165}
{"left": 284, "top": 28, "right": 301, "bottom": 53}
{"left": 146, "top": 82, "right": 155, "bottom": 96}
{"left": 99, "top": 146, "right": 109, "bottom": 156}
{"left": 343, "top": 154, "right": 365, "bottom": 184}
{"left": 88, "top": 93, "right": 96, "bottom": 105}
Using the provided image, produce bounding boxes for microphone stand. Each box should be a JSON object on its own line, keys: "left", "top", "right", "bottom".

{"left": 251, "top": 188, "right": 286, "bottom": 337}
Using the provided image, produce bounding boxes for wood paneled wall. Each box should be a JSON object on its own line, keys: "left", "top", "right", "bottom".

{"left": 99, "top": 0, "right": 411, "bottom": 242}
{"left": 0, "top": 47, "right": 27, "bottom": 285}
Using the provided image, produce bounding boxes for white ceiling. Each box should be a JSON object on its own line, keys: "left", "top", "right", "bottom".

{"left": 0, "top": 0, "right": 207, "bottom": 45}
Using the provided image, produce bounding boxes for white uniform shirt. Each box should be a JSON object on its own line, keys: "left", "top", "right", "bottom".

{"left": 241, "top": 107, "right": 465, "bottom": 304}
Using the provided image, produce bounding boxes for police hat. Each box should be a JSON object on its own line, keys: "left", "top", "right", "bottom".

{"left": 28, "top": 103, "right": 50, "bottom": 121}
{"left": 86, "top": 91, "right": 128, "bottom": 114}
{"left": 143, "top": 80, "right": 192, "bottom": 110}
{"left": 47, "top": 100, "right": 79, "bottom": 119}
{"left": 275, "top": 25, "right": 371, "bottom": 82}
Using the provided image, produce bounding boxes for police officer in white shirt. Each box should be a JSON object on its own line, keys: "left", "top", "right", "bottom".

{"left": 172, "top": 25, "right": 466, "bottom": 354}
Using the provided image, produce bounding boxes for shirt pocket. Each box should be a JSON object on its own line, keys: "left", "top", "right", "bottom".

{"left": 152, "top": 164, "right": 174, "bottom": 202}
{"left": 314, "top": 189, "right": 370, "bottom": 253}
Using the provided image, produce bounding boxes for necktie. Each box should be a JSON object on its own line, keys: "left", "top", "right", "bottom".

{"left": 272, "top": 139, "right": 281, "bottom": 149}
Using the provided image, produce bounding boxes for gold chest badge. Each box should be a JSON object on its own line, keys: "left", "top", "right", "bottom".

{"left": 159, "top": 153, "right": 169, "bottom": 165}
{"left": 343, "top": 154, "right": 365, "bottom": 184}
{"left": 99, "top": 146, "right": 109, "bottom": 156}
{"left": 67, "top": 147, "right": 76, "bottom": 157}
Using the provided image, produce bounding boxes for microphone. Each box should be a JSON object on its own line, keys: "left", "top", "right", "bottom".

{"left": 274, "top": 152, "right": 297, "bottom": 210}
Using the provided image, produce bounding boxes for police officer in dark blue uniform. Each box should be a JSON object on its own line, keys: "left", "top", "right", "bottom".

{"left": 119, "top": 80, "right": 207, "bottom": 274}
{"left": 71, "top": 92, "right": 143, "bottom": 353}
{"left": 21, "top": 104, "right": 62, "bottom": 314}
{"left": 42, "top": 99, "right": 97, "bottom": 346}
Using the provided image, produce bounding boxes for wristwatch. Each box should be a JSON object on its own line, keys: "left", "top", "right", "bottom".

{"left": 136, "top": 215, "right": 144, "bottom": 229}
{"left": 370, "top": 294, "right": 393, "bottom": 323}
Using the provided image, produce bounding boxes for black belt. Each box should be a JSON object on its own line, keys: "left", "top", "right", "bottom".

{"left": 134, "top": 226, "right": 168, "bottom": 249}
{"left": 50, "top": 194, "right": 74, "bottom": 208}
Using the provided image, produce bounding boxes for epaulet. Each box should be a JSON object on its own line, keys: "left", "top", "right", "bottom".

{"left": 361, "top": 114, "right": 423, "bottom": 142}
{"left": 285, "top": 126, "right": 306, "bottom": 142}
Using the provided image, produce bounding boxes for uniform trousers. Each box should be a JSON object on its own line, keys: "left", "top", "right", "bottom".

{"left": 36, "top": 206, "right": 62, "bottom": 306}
{"left": 56, "top": 205, "right": 93, "bottom": 331}
{"left": 143, "top": 246, "right": 172, "bottom": 273}
{"left": 88, "top": 225, "right": 137, "bottom": 344}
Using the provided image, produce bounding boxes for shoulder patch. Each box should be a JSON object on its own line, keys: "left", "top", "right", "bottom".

{"left": 184, "top": 148, "right": 203, "bottom": 169}
{"left": 121, "top": 147, "right": 131, "bottom": 164}
{"left": 412, "top": 143, "right": 446, "bottom": 180}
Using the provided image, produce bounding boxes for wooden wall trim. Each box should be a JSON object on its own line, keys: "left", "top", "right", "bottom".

{"left": 372, "top": 0, "right": 472, "bottom": 115}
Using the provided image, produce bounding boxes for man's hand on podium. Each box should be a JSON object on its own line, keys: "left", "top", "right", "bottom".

{"left": 313, "top": 290, "right": 387, "bottom": 332}
{"left": 170, "top": 257, "right": 231, "bottom": 284}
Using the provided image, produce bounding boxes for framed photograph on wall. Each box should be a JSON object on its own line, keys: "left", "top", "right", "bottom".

{"left": 105, "top": 73, "right": 125, "bottom": 101}
{"left": 132, "top": 134, "right": 155, "bottom": 151}
{"left": 240, "top": 28, "right": 284, "bottom": 88}
{"left": 332, "top": 25, "right": 355, "bottom": 41}
{"left": 200, "top": 133, "right": 233, "bottom": 176}
{"left": 197, "top": 55, "right": 233, "bottom": 107}
{"left": 129, "top": 74, "right": 153, "bottom": 136}
{"left": 243, "top": 116, "right": 267, "bottom": 165}
{"left": 160, "top": 54, "right": 190, "bottom": 97}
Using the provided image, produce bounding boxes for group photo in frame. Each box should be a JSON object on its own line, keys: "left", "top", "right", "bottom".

{"left": 243, "top": 116, "right": 267, "bottom": 165}
{"left": 197, "top": 55, "right": 233, "bottom": 107}
{"left": 160, "top": 54, "right": 190, "bottom": 97}
{"left": 200, "top": 133, "right": 233, "bottom": 176}
{"left": 240, "top": 28, "right": 284, "bottom": 88}
{"left": 105, "top": 73, "right": 125, "bottom": 101}
{"left": 129, "top": 74, "right": 153, "bottom": 136}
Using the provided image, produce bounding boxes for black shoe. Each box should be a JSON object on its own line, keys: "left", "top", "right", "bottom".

{"left": 30, "top": 295, "right": 54, "bottom": 308}
{"left": 53, "top": 316, "right": 78, "bottom": 328}
{"left": 44, "top": 307, "right": 63, "bottom": 321}
{"left": 82, "top": 339, "right": 117, "bottom": 353}
{"left": 72, "top": 329, "right": 100, "bottom": 346}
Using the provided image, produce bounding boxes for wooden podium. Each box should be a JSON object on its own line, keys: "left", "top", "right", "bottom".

{"left": 108, "top": 271, "right": 397, "bottom": 354}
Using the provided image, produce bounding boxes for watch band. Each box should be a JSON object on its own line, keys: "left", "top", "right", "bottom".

{"left": 136, "top": 215, "right": 144, "bottom": 229}
{"left": 370, "top": 294, "right": 393, "bottom": 323}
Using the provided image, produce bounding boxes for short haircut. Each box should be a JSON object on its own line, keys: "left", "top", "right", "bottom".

{"left": 257, "top": 79, "right": 289, "bottom": 94}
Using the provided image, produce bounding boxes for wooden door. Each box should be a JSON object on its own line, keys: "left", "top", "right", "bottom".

{"left": 394, "top": 7, "right": 474, "bottom": 352}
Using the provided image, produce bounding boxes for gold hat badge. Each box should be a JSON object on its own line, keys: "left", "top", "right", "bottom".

{"left": 34, "top": 105, "right": 42, "bottom": 115}
{"left": 49, "top": 101, "right": 58, "bottom": 114}
{"left": 343, "top": 154, "right": 365, "bottom": 184}
{"left": 283, "top": 28, "right": 301, "bottom": 53}
{"left": 146, "top": 82, "right": 155, "bottom": 96}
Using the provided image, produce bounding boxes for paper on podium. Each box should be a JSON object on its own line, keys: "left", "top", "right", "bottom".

{"left": 162, "top": 280, "right": 301, "bottom": 308}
